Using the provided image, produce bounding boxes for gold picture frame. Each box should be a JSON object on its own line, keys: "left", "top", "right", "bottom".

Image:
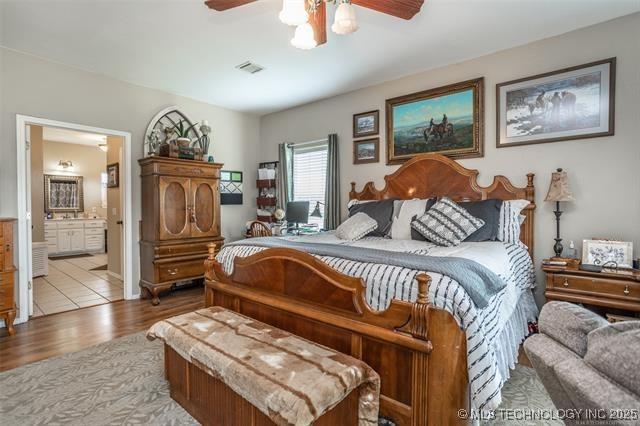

{"left": 386, "top": 77, "right": 484, "bottom": 165}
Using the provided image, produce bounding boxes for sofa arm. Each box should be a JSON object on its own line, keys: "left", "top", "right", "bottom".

{"left": 584, "top": 321, "right": 640, "bottom": 397}
{"left": 555, "top": 358, "right": 640, "bottom": 414}
{"left": 538, "top": 301, "right": 609, "bottom": 357}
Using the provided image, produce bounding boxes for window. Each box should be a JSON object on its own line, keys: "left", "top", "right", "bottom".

{"left": 292, "top": 141, "right": 328, "bottom": 228}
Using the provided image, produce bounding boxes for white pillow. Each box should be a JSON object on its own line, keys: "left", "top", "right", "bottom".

{"left": 390, "top": 199, "right": 428, "bottom": 240}
{"left": 498, "top": 200, "right": 530, "bottom": 243}
{"left": 336, "top": 213, "right": 378, "bottom": 241}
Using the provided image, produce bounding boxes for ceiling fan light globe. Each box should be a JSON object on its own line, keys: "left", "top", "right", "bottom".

{"left": 278, "top": 0, "right": 309, "bottom": 26}
{"left": 291, "top": 22, "right": 317, "bottom": 50}
{"left": 332, "top": 3, "right": 359, "bottom": 35}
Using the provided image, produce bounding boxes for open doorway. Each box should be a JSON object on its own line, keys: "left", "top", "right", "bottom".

{"left": 15, "top": 116, "right": 133, "bottom": 324}
{"left": 29, "top": 126, "right": 124, "bottom": 316}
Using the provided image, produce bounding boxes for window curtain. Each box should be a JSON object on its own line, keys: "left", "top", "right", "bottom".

{"left": 50, "top": 182, "right": 78, "bottom": 208}
{"left": 277, "top": 142, "right": 293, "bottom": 210}
{"left": 324, "top": 134, "right": 340, "bottom": 230}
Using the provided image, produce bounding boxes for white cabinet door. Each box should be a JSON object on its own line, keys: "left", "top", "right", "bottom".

{"left": 57, "top": 230, "right": 71, "bottom": 252}
{"left": 70, "top": 229, "right": 85, "bottom": 251}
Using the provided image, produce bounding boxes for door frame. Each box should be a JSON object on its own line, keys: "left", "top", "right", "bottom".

{"left": 15, "top": 114, "right": 135, "bottom": 325}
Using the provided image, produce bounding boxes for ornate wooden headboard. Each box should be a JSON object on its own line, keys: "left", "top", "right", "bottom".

{"left": 349, "top": 154, "right": 536, "bottom": 256}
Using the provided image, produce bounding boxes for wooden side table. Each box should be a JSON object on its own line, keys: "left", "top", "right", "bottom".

{"left": 542, "top": 261, "right": 640, "bottom": 314}
{"left": 0, "top": 218, "right": 17, "bottom": 335}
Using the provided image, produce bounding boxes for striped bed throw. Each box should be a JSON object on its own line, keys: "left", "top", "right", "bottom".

{"left": 216, "top": 236, "right": 536, "bottom": 411}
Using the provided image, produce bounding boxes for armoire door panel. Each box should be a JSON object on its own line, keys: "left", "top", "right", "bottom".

{"left": 190, "top": 179, "right": 220, "bottom": 238}
{"left": 159, "top": 176, "right": 190, "bottom": 240}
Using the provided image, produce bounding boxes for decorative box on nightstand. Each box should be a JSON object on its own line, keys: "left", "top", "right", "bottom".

{"left": 542, "top": 261, "right": 640, "bottom": 314}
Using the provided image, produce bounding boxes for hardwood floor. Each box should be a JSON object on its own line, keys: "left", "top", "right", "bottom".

{"left": 0, "top": 286, "right": 204, "bottom": 372}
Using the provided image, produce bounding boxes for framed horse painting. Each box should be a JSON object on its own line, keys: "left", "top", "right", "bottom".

{"left": 385, "top": 77, "right": 484, "bottom": 164}
{"left": 496, "top": 58, "right": 615, "bottom": 148}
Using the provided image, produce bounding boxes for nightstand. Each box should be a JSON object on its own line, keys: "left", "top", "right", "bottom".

{"left": 542, "top": 261, "right": 640, "bottom": 314}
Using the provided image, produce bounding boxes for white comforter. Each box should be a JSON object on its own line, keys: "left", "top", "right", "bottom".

{"left": 216, "top": 233, "right": 538, "bottom": 411}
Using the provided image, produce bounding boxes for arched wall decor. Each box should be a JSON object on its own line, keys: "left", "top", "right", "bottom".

{"left": 144, "top": 106, "right": 203, "bottom": 157}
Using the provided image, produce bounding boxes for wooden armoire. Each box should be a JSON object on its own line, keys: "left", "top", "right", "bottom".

{"left": 139, "top": 157, "right": 225, "bottom": 305}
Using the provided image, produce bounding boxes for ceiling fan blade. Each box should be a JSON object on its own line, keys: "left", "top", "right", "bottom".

{"left": 308, "top": 1, "right": 327, "bottom": 46}
{"left": 204, "top": 0, "right": 258, "bottom": 11}
{"left": 352, "top": 0, "right": 424, "bottom": 20}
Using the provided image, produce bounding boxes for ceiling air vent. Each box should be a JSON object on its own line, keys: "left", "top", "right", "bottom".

{"left": 236, "top": 61, "right": 265, "bottom": 74}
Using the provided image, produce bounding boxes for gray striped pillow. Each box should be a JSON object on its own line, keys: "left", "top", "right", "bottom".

{"left": 411, "top": 197, "right": 485, "bottom": 247}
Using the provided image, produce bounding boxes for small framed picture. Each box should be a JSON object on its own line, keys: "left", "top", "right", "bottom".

{"left": 353, "top": 110, "right": 379, "bottom": 138}
{"left": 106, "top": 163, "right": 119, "bottom": 188}
{"left": 582, "top": 239, "right": 633, "bottom": 269}
{"left": 353, "top": 138, "right": 379, "bottom": 165}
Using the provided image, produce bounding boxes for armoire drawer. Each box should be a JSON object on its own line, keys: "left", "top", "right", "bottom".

{"left": 154, "top": 240, "right": 223, "bottom": 259}
{"left": 0, "top": 271, "right": 12, "bottom": 286}
{"left": 155, "top": 162, "right": 220, "bottom": 179}
{"left": 0, "top": 281, "right": 15, "bottom": 309}
{"left": 156, "top": 257, "right": 207, "bottom": 283}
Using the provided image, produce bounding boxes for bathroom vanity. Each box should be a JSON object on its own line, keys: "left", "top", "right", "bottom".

{"left": 45, "top": 218, "right": 106, "bottom": 256}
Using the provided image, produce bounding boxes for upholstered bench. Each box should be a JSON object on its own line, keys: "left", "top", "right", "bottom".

{"left": 147, "top": 306, "right": 380, "bottom": 426}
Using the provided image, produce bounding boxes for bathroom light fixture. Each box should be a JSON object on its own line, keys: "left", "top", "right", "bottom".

{"left": 98, "top": 143, "right": 108, "bottom": 152}
{"left": 58, "top": 160, "right": 74, "bottom": 169}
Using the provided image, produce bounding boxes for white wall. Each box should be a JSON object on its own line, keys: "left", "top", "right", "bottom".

{"left": 0, "top": 47, "right": 261, "bottom": 300}
{"left": 260, "top": 13, "right": 640, "bottom": 305}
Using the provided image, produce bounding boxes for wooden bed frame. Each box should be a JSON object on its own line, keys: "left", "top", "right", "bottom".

{"left": 203, "top": 154, "right": 535, "bottom": 425}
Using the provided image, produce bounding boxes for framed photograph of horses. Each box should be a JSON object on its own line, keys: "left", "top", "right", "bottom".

{"left": 385, "top": 77, "right": 484, "bottom": 164}
{"left": 496, "top": 58, "right": 615, "bottom": 148}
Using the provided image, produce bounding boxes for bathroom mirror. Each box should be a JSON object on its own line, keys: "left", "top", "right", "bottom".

{"left": 44, "top": 174, "right": 84, "bottom": 213}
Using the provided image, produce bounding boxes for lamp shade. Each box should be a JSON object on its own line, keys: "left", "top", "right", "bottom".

{"left": 291, "top": 22, "right": 317, "bottom": 50}
{"left": 279, "top": 0, "right": 308, "bottom": 26}
{"left": 545, "top": 168, "right": 574, "bottom": 202}
{"left": 331, "top": 2, "right": 359, "bottom": 35}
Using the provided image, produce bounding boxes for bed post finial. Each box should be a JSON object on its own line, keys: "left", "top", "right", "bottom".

{"left": 526, "top": 173, "right": 535, "bottom": 202}
{"left": 205, "top": 243, "right": 220, "bottom": 281}
{"left": 349, "top": 182, "right": 357, "bottom": 200}
{"left": 409, "top": 274, "right": 431, "bottom": 340}
{"left": 527, "top": 173, "right": 534, "bottom": 188}
{"left": 416, "top": 274, "right": 430, "bottom": 305}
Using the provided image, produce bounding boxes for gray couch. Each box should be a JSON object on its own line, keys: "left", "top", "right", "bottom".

{"left": 524, "top": 301, "right": 640, "bottom": 424}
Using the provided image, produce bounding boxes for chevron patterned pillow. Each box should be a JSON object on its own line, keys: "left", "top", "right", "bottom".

{"left": 411, "top": 197, "right": 485, "bottom": 247}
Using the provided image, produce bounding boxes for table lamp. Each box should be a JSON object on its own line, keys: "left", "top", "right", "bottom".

{"left": 545, "top": 168, "right": 574, "bottom": 259}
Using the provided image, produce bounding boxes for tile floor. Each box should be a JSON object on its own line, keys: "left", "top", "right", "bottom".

{"left": 32, "top": 253, "right": 124, "bottom": 317}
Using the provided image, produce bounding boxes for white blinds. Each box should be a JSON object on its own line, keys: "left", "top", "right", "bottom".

{"left": 292, "top": 141, "right": 328, "bottom": 227}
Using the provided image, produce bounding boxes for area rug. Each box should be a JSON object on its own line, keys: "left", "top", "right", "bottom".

{"left": 0, "top": 333, "right": 559, "bottom": 425}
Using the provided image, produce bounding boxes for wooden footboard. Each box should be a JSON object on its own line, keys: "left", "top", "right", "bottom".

{"left": 204, "top": 245, "right": 469, "bottom": 426}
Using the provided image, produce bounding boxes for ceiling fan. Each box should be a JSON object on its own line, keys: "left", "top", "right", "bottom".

{"left": 204, "top": 0, "right": 424, "bottom": 50}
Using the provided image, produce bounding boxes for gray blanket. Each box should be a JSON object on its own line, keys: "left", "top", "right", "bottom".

{"left": 225, "top": 238, "right": 506, "bottom": 308}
